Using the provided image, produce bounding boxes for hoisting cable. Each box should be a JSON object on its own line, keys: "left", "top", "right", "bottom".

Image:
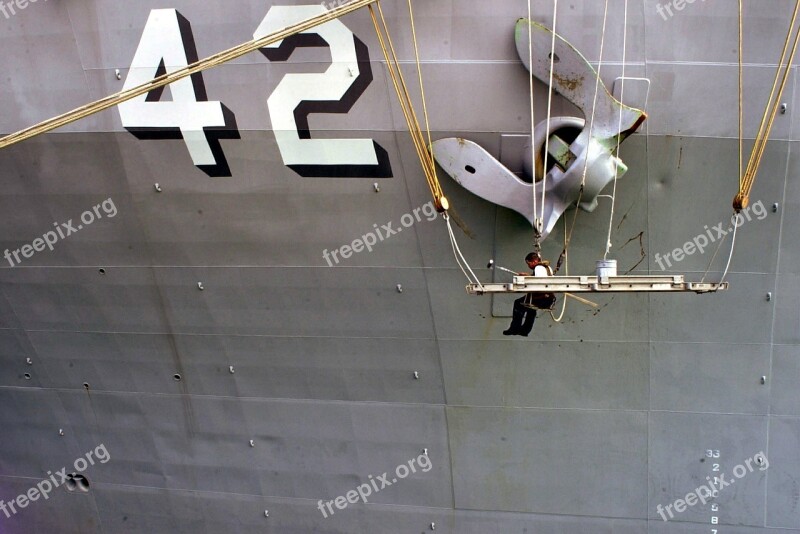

{"left": 535, "top": 0, "right": 560, "bottom": 254}
{"left": 524, "top": 0, "right": 610, "bottom": 321}
{"left": 603, "top": 0, "right": 629, "bottom": 260}
{"left": 554, "top": 0, "right": 612, "bottom": 280}
{"left": 445, "top": 212, "right": 484, "bottom": 290}
{"left": 549, "top": 218, "right": 569, "bottom": 322}
{"left": 369, "top": 0, "right": 483, "bottom": 289}
{"left": 738, "top": 0, "right": 745, "bottom": 200}
{"left": 527, "top": 0, "right": 537, "bottom": 251}
{"left": 368, "top": 2, "right": 444, "bottom": 211}
{"left": 0, "top": 0, "right": 379, "bottom": 150}
{"left": 718, "top": 0, "right": 746, "bottom": 285}
{"left": 720, "top": 0, "right": 748, "bottom": 283}
{"left": 704, "top": 0, "right": 799, "bottom": 283}
{"left": 407, "top": 0, "right": 435, "bottom": 177}
{"left": 733, "top": 0, "right": 800, "bottom": 212}
{"left": 720, "top": 214, "right": 740, "bottom": 283}
{"left": 702, "top": 0, "right": 745, "bottom": 283}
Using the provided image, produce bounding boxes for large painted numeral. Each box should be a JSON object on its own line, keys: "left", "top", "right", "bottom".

{"left": 118, "top": 9, "right": 240, "bottom": 177}
{"left": 256, "top": 5, "right": 392, "bottom": 178}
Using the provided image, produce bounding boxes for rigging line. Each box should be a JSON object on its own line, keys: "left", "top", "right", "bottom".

{"left": 446, "top": 221, "right": 473, "bottom": 282}
{"left": 375, "top": 2, "right": 433, "bottom": 178}
{"left": 369, "top": 4, "right": 440, "bottom": 204}
{"left": 528, "top": 0, "right": 536, "bottom": 235}
{"left": 406, "top": 0, "right": 437, "bottom": 181}
{"left": 699, "top": 227, "right": 729, "bottom": 283}
{"left": 445, "top": 213, "right": 483, "bottom": 289}
{"left": 549, "top": 217, "right": 569, "bottom": 322}
{"left": 743, "top": 16, "right": 800, "bottom": 194}
{"left": 604, "top": 0, "right": 629, "bottom": 260}
{"left": 0, "top": 0, "right": 380, "bottom": 150}
{"left": 702, "top": 1, "right": 744, "bottom": 285}
{"left": 720, "top": 214, "right": 740, "bottom": 283}
{"left": 564, "top": 0, "right": 612, "bottom": 251}
{"left": 375, "top": 6, "right": 434, "bottom": 182}
{"left": 371, "top": 6, "right": 431, "bottom": 179}
{"left": 743, "top": 0, "right": 799, "bottom": 182}
{"left": 370, "top": 11, "right": 428, "bottom": 178}
{"left": 738, "top": 0, "right": 744, "bottom": 192}
{"left": 540, "top": 0, "right": 560, "bottom": 238}
{"left": 736, "top": 0, "right": 800, "bottom": 209}
{"left": 745, "top": 20, "right": 800, "bottom": 188}
{"left": 373, "top": 2, "right": 479, "bottom": 289}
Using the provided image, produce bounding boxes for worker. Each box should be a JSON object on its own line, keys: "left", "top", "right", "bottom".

{"left": 503, "top": 251, "right": 554, "bottom": 336}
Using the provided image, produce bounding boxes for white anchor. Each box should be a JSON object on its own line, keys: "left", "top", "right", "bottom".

{"left": 433, "top": 19, "right": 646, "bottom": 241}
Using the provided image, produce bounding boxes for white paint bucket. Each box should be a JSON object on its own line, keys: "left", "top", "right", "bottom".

{"left": 596, "top": 259, "right": 617, "bottom": 278}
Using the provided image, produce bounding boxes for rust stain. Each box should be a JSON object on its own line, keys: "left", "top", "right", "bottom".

{"left": 552, "top": 71, "right": 584, "bottom": 92}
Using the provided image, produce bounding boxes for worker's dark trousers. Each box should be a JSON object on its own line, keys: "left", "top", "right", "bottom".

{"left": 508, "top": 296, "right": 537, "bottom": 335}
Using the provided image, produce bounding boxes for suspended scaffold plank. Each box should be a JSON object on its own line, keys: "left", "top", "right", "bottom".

{"left": 467, "top": 275, "right": 728, "bottom": 295}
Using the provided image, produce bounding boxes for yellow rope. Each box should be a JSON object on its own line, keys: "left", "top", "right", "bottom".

{"left": 0, "top": 0, "right": 378, "bottom": 150}
{"left": 738, "top": 0, "right": 744, "bottom": 192}
{"left": 704, "top": 0, "right": 797, "bottom": 283}
{"left": 369, "top": 9, "right": 432, "bottom": 183}
{"left": 734, "top": 0, "right": 800, "bottom": 211}
{"left": 369, "top": 2, "right": 446, "bottom": 210}
{"left": 406, "top": 0, "right": 435, "bottom": 173}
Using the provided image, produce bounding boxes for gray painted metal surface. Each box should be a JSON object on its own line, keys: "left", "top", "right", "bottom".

{"left": 0, "top": 1, "right": 798, "bottom": 533}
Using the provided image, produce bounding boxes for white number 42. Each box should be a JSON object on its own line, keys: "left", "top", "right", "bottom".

{"left": 118, "top": 7, "right": 391, "bottom": 179}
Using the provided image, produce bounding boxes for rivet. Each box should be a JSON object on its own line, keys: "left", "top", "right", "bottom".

{"left": 154, "top": 183, "right": 162, "bottom": 193}
{"left": 115, "top": 69, "right": 122, "bottom": 80}
{"left": 423, "top": 448, "right": 428, "bottom": 456}
{"left": 766, "top": 292, "right": 772, "bottom": 302}
{"left": 264, "top": 510, "right": 270, "bottom": 518}
{"left": 249, "top": 440, "right": 255, "bottom": 447}
{"left": 229, "top": 366, "right": 235, "bottom": 374}
{"left": 59, "top": 429, "right": 65, "bottom": 436}
{"left": 23, "top": 373, "right": 31, "bottom": 380}
{"left": 761, "top": 375, "right": 767, "bottom": 385}
{"left": 197, "top": 282, "right": 204, "bottom": 291}
{"left": 772, "top": 202, "right": 779, "bottom": 213}
{"left": 374, "top": 183, "right": 380, "bottom": 193}
{"left": 413, "top": 371, "right": 419, "bottom": 380}
{"left": 781, "top": 103, "right": 788, "bottom": 114}
{"left": 431, "top": 523, "right": 436, "bottom": 530}
{"left": 26, "top": 358, "right": 32, "bottom": 365}
{"left": 396, "top": 284, "right": 403, "bottom": 293}
{"left": 756, "top": 456, "right": 764, "bottom": 465}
